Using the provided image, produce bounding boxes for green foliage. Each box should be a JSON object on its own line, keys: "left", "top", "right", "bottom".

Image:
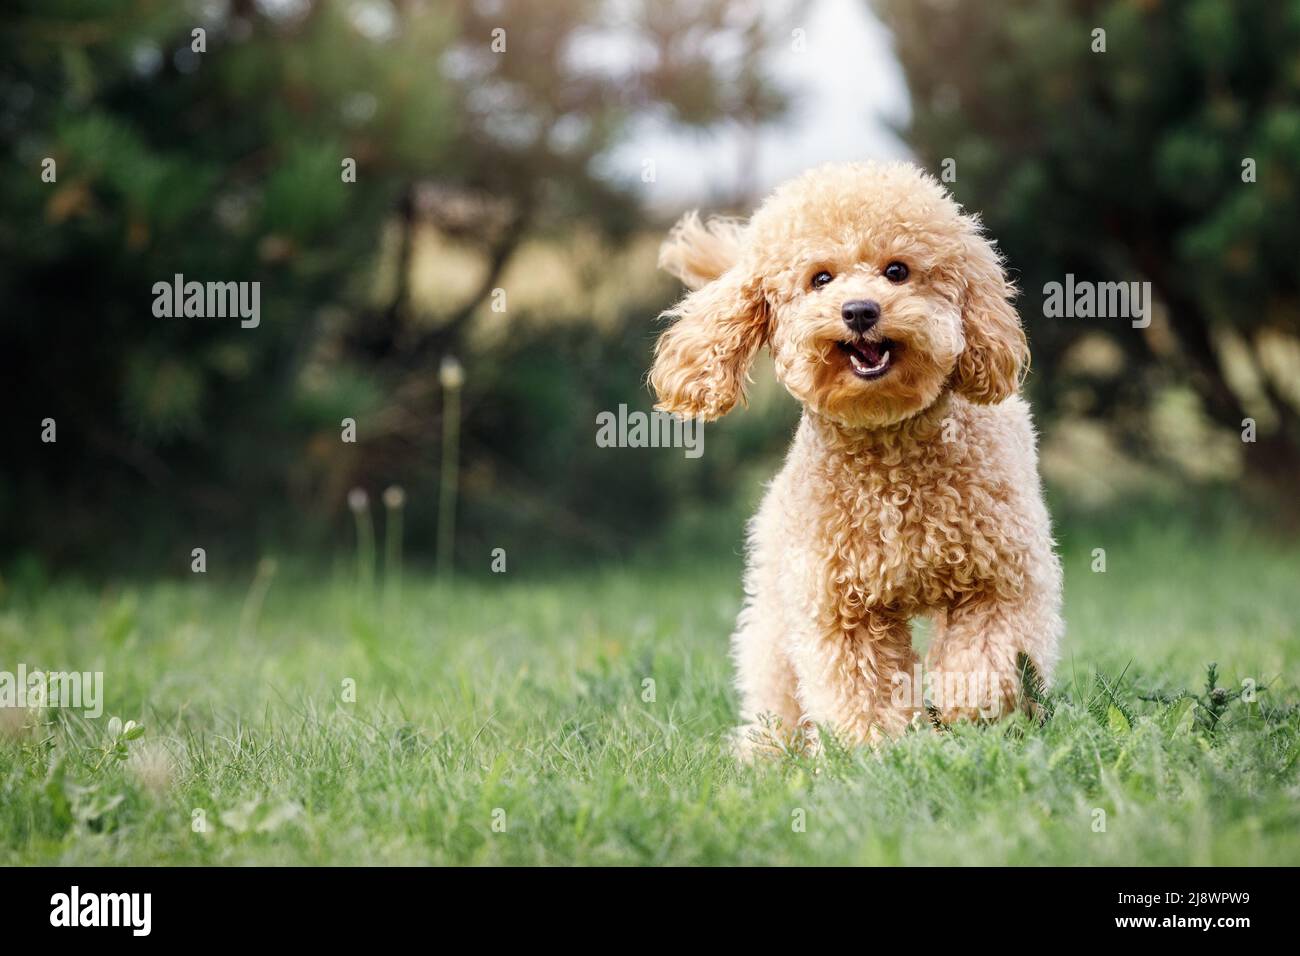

{"left": 1016, "top": 650, "right": 1052, "bottom": 722}
{"left": 1086, "top": 665, "right": 1136, "bottom": 731}
{"left": 1141, "top": 659, "right": 1276, "bottom": 735}
{"left": 1, "top": 0, "right": 456, "bottom": 560}
{"left": 0, "top": 0, "right": 790, "bottom": 567}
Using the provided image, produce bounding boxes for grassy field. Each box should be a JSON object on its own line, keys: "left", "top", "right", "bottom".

{"left": 1, "top": 502, "right": 1299, "bottom": 866}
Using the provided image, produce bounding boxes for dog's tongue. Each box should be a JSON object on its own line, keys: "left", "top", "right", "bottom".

{"left": 854, "top": 341, "right": 883, "bottom": 365}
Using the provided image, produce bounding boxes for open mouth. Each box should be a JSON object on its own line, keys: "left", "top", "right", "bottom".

{"left": 837, "top": 338, "right": 896, "bottom": 380}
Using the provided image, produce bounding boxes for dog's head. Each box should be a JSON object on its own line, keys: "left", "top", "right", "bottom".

{"left": 649, "top": 161, "right": 1027, "bottom": 428}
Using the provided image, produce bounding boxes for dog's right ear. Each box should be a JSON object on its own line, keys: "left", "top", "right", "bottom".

{"left": 650, "top": 261, "right": 769, "bottom": 421}
{"left": 657, "top": 212, "right": 747, "bottom": 291}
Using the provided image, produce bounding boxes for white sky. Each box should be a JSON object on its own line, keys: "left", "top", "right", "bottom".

{"left": 611, "top": 0, "right": 913, "bottom": 211}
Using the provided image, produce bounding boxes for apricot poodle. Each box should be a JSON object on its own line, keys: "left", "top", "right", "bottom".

{"left": 650, "top": 161, "right": 1063, "bottom": 755}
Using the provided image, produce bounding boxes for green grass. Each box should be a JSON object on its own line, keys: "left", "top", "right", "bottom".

{"left": 2, "top": 507, "right": 1299, "bottom": 865}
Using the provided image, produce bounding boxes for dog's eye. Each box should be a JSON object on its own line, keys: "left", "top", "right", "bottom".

{"left": 810, "top": 270, "right": 833, "bottom": 290}
{"left": 884, "top": 261, "right": 909, "bottom": 283}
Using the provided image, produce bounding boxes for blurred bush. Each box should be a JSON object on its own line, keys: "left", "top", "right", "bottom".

{"left": 7, "top": 0, "right": 1296, "bottom": 576}
{"left": 0, "top": 0, "right": 794, "bottom": 571}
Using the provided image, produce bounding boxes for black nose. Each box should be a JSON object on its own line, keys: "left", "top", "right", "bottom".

{"left": 841, "top": 299, "right": 881, "bottom": 334}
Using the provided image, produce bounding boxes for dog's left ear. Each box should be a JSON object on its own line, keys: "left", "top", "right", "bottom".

{"left": 952, "top": 224, "right": 1028, "bottom": 404}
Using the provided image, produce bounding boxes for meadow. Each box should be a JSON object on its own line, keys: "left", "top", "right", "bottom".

{"left": 1, "top": 497, "right": 1298, "bottom": 866}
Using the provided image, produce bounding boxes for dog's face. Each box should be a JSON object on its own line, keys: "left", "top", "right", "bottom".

{"left": 650, "top": 162, "right": 1028, "bottom": 428}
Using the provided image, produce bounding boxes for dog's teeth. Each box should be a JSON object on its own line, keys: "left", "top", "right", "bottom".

{"left": 849, "top": 348, "right": 890, "bottom": 376}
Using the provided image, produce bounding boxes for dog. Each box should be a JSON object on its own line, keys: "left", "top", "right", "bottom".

{"left": 649, "top": 161, "right": 1063, "bottom": 755}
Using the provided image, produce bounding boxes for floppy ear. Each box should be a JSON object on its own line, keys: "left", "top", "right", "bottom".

{"left": 657, "top": 211, "right": 747, "bottom": 291}
{"left": 952, "top": 226, "right": 1029, "bottom": 404}
{"left": 650, "top": 263, "right": 769, "bottom": 421}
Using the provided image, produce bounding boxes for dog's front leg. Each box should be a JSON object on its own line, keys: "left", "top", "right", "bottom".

{"left": 788, "top": 610, "right": 918, "bottom": 749}
{"left": 731, "top": 602, "right": 805, "bottom": 759}
{"left": 925, "top": 592, "right": 1059, "bottom": 723}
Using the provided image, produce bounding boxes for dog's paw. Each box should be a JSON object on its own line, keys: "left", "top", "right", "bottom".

{"left": 923, "top": 647, "right": 1023, "bottom": 724}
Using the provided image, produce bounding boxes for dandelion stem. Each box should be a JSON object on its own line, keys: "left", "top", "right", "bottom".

{"left": 437, "top": 357, "right": 463, "bottom": 580}
{"left": 349, "top": 489, "right": 375, "bottom": 593}
{"left": 383, "top": 486, "right": 405, "bottom": 607}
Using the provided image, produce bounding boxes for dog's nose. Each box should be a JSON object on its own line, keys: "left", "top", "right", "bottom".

{"left": 841, "top": 299, "right": 881, "bottom": 334}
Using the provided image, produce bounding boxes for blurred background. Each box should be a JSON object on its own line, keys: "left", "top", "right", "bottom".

{"left": 3, "top": 0, "right": 1299, "bottom": 580}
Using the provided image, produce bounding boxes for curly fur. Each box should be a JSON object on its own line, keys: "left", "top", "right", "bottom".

{"left": 649, "top": 161, "right": 1062, "bottom": 755}
{"left": 657, "top": 211, "right": 748, "bottom": 291}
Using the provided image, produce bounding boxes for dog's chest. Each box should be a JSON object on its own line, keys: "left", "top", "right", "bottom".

{"left": 802, "top": 443, "right": 1009, "bottom": 611}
